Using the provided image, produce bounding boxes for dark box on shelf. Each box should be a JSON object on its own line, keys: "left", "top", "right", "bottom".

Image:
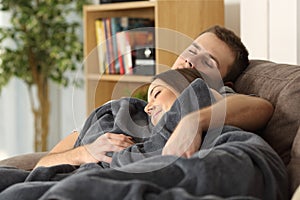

{"left": 132, "top": 46, "right": 155, "bottom": 76}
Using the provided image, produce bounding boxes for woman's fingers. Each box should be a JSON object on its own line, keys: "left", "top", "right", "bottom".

{"left": 106, "top": 133, "right": 133, "bottom": 141}
{"left": 105, "top": 133, "right": 135, "bottom": 147}
{"left": 85, "top": 133, "right": 135, "bottom": 163}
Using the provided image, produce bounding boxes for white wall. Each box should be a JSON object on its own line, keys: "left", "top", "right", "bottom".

{"left": 0, "top": 78, "right": 34, "bottom": 158}
{"left": 241, "top": 0, "right": 300, "bottom": 65}
{"left": 240, "top": 0, "right": 269, "bottom": 59}
{"left": 224, "top": 0, "right": 241, "bottom": 36}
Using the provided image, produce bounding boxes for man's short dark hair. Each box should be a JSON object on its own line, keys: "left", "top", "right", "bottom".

{"left": 201, "top": 25, "right": 249, "bottom": 83}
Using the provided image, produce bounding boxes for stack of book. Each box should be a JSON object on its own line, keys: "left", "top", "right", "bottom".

{"left": 95, "top": 17, "right": 155, "bottom": 75}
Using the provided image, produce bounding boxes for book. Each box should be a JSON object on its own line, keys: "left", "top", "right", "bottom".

{"left": 104, "top": 18, "right": 116, "bottom": 74}
{"left": 94, "top": 19, "right": 107, "bottom": 74}
{"left": 115, "top": 32, "right": 126, "bottom": 74}
{"left": 103, "top": 18, "right": 111, "bottom": 74}
{"left": 116, "top": 31, "right": 133, "bottom": 74}
{"left": 111, "top": 17, "right": 122, "bottom": 74}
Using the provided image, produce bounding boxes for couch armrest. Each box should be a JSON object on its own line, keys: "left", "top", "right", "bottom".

{"left": 0, "top": 152, "right": 47, "bottom": 171}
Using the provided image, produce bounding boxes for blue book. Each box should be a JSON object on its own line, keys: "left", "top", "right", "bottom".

{"left": 111, "top": 18, "right": 122, "bottom": 74}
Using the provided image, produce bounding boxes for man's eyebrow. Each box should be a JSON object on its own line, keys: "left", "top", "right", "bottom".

{"left": 192, "top": 42, "right": 201, "bottom": 50}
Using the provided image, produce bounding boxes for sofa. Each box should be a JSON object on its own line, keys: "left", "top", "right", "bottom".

{"left": 0, "top": 59, "right": 299, "bottom": 198}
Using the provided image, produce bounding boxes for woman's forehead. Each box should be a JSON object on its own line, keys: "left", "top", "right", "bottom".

{"left": 151, "top": 79, "right": 167, "bottom": 87}
{"left": 148, "top": 79, "right": 167, "bottom": 94}
{"left": 149, "top": 78, "right": 178, "bottom": 96}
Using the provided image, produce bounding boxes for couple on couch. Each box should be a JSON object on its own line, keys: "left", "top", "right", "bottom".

{"left": 0, "top": 25, "right": 289, "bottom": 199}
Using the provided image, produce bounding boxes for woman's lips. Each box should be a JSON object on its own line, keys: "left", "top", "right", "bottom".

{"left": 151, "top": 110, "right": 162, "bottom": 125}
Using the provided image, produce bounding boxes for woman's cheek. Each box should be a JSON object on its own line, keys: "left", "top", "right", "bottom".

{"left": 151, "top": 110, "right": 165, "bottom": 126}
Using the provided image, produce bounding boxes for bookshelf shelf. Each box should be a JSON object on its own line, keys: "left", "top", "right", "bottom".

{"left": 84, "top": 0, "right": 224, "bottom": 115}
{"left": 84, "top": 2, "right": 156, "bottom": 12}
{"left": 87, "top": 74, "right": 152, "bottom": 83}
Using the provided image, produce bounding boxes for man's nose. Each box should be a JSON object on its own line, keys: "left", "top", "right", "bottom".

{"left": 184, "top": 59, "right": 193, "bottom": 68}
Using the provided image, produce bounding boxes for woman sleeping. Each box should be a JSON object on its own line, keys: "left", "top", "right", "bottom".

{"left": 74, "top": 67, "right": 222, "bottom": 168}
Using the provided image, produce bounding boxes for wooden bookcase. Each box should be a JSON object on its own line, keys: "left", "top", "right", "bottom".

{"left": 83, "top": 0, "right": 224, "bottom": 115}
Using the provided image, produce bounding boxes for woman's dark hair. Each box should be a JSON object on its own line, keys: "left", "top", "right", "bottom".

{"left": 201, "top": 25, "right": 249, "bottom": 82}
{"left": 153, "top": 68, "right": 203, "bottom": 94}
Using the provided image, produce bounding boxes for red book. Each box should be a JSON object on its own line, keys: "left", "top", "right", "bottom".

{"left": 104, "top": 18, "right": 116, "bottom": 74}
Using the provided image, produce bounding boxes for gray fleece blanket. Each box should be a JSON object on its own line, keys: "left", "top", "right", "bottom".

{"left": 0, "top": 79, "right": 289, "bottom": 200}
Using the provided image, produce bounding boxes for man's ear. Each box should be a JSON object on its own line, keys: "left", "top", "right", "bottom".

{"left": 224, "top": 81, "right": 234, "bottom": 89}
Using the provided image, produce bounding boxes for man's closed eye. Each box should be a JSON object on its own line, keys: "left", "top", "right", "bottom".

{"left": 188, "top": 49, "right": 197, "bottom": 55}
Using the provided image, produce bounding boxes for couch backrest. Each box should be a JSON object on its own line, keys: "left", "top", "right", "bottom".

{"left": 235, "top": 60, "right": 300, "bottom": 195}
{"left": 235, "top": 60, "right": 300, "bottom": 165}
{"left": 288, "top": 127, "right": 300, "bottom": 194}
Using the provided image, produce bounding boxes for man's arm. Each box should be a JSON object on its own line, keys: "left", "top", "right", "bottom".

{"left": 162, "top": 94, "right": 274, "bottom": 157}
{"left": 35, "top": 131, "right": 91, "bottom": 168}
{"left": 35, "top": 132, "right": 134, "bottom": 168}
{"left": 199, "top": 94, "right": 274, "bottom": 132}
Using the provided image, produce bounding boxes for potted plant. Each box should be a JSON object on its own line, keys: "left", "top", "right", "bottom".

{"left": 0, "top": 0, "right": 91, "bottom": 151}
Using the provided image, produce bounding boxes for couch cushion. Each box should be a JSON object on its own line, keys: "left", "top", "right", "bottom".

{"left": 235, "top": 60, "right": 300, "bottom": 165}
{"left": 288, "top": 126, "right": 300, "bottom": 194}
{"left": 0, "top": 152, "right": 47, "bottom": 171}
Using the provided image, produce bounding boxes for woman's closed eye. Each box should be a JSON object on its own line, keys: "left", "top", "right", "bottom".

{"left": 154, "top": 90, "right": 161, "bottom": 98}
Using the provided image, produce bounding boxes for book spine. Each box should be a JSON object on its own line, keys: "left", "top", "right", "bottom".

{"left": 100, "top": 20, "right": 108, "bottom": 74}
{"left": 110, "top": 17, "right": 120, "bottom": 74}
{"left": 116, "top": 32, "right": 126, "bottom": 75}
{"left": 104, "top": 18, "right": 116, "bottom": 74}
{"left": 95, "top": 19, "right": 106, "bottom": 74}
{"left": 103, "top": 18, "right": 111, "bottom": 74}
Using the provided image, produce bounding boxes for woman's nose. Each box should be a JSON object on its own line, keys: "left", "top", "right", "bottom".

{"left": 144, "top": 103, "right": 153, "bottom": 115}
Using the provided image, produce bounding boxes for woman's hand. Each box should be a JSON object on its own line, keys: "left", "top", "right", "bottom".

{"left": 84, "top": 133, "right": 134, "bottom": 163}
{"left": 162, "top": 112, "right": 203, "bottom": 158}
